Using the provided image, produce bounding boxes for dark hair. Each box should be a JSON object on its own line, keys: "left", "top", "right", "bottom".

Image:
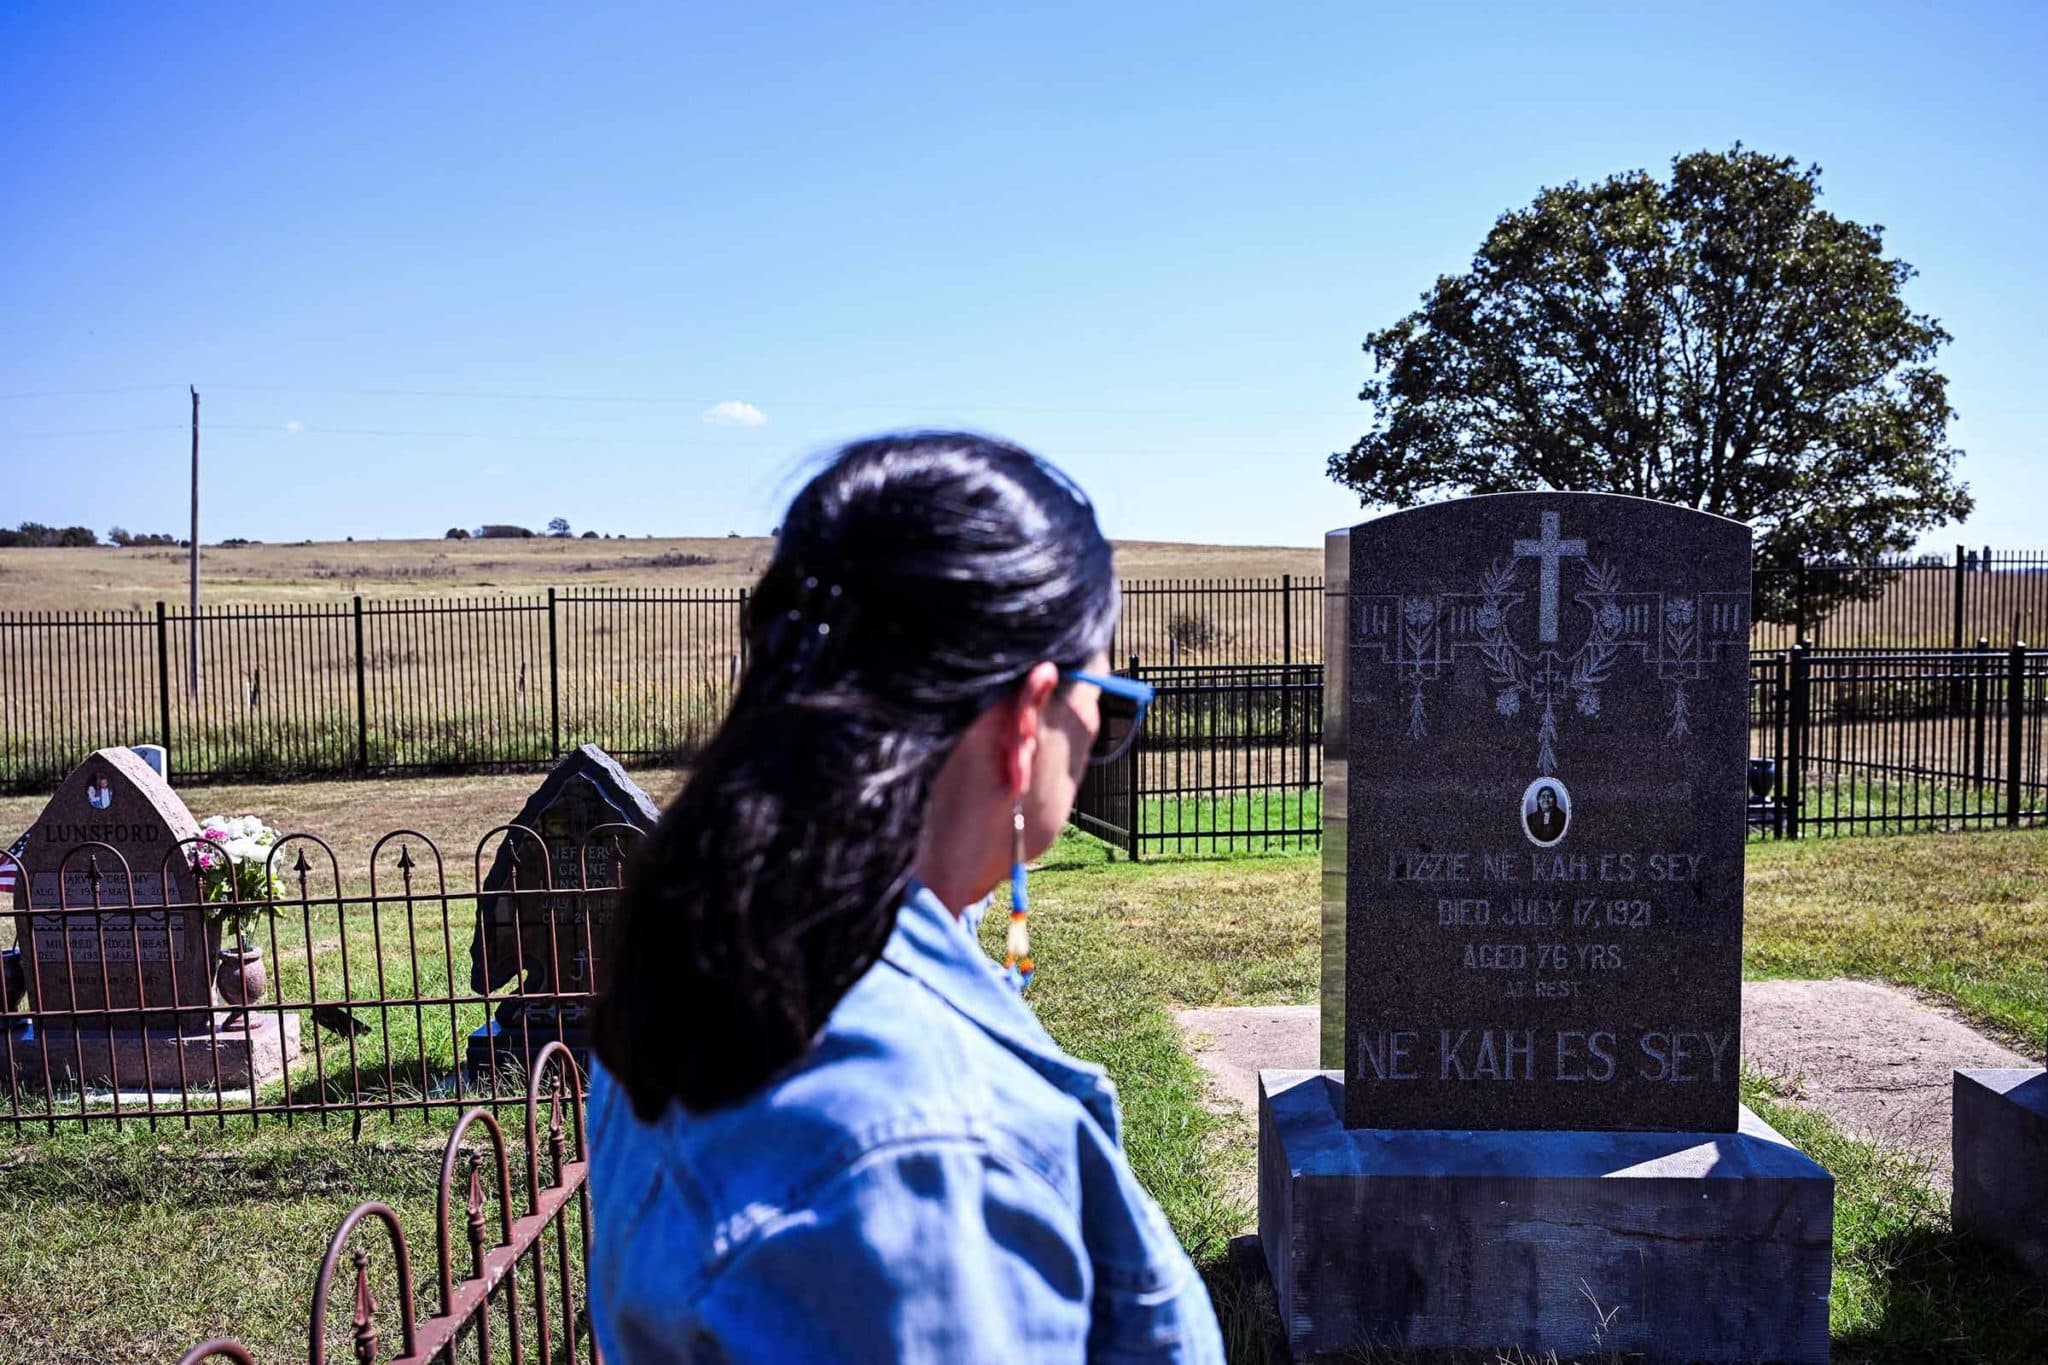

{"left": 594, "top": 433, "right": 1118, "bottom": 1119}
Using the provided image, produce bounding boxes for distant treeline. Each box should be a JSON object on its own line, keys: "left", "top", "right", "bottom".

{"left": 449, "top": 521, "right": 637, "bottom": 540}
{"left": 0, "top": 522, "right": 227, "bottom": 548}
{"left": 0, "top": 523, "right": 188, "bottom": 548}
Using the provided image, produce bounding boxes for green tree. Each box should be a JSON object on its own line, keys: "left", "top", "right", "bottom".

{"left": 1329, "top": 146, "right": 1970, "bottom": 624}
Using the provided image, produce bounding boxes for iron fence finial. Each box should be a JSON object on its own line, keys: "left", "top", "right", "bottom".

{"left": 465, "top": 1151, "right": 488, "bottom": 1277}
{"left": 351, "top": 1248, "right": 378, "bottom": 1364}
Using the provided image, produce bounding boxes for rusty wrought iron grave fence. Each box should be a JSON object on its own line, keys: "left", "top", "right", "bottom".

{"left": 175, "top": 1042, "right": 597, "bottom": 1365}
{"left": 0, "top": 823, "right": 630, "bottom": 1133}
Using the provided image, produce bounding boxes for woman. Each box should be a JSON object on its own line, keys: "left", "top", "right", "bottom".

{"left": 588, "top": 433, "right": 1225, "bottom": 1362}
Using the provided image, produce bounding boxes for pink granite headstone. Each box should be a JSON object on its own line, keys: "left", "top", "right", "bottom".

{"left": 16, "top": 747, "right": 216, "bottom": 1029}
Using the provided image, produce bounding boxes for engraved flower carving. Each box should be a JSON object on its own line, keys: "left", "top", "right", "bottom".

{"left": 1597, "top": 602, "right": 1624, "bottom": 634}
{"left": 1476, "top": 601, "right": 1503, "bottom": 632}
{"left": 1665, "top": 598, "right": 1695, "bottom": 626}
{"left": 1495, "top": 690, "right": 1521, "bottom": 716}
{"left": 1403, "top": 597, "right": 1435, "bottom": 627}
{"left": 1575, "top": 690, "right": 1601, "bottom": 717}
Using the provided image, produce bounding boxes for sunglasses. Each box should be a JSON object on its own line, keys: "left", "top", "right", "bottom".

{"left": 1060, "top": 669, "right": 1156, "bottom": 765}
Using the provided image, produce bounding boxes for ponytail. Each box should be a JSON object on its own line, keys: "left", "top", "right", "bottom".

{"left": 593, "top": 433, "right": 1115, "bottom": 1118}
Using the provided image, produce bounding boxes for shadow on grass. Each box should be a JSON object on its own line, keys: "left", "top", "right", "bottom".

{"left": 1832, "top": 1223, "right": 2048, "bottom": 1364}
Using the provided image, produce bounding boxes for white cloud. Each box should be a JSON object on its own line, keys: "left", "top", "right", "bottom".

{"left": 700, "top": 399, "right": 767, "bottom": 428}
{"left": 283, "top": 418, "right": 303, "bottom": 434}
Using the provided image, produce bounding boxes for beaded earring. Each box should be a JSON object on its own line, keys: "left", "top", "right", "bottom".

{"left": 1003, "top": 802, "right": 1034, "bottom": 991}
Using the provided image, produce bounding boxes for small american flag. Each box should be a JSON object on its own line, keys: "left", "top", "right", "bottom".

{"left": 0, "top": 835, "right": 23, "bottom": 905}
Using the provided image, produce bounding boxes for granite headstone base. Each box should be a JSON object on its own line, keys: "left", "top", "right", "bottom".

{"left": 1953, "top": 1068, "right": 2048, "bottom": 1279}
{"left": 1258, "top": 1070, "right": 1833, "bottom": 1364}
{"left": 7, "top": 1013, "right": 300, "bottom": 1091}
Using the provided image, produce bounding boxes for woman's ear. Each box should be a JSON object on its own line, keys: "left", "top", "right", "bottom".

{"left": 1004, "top": 662, "right": 1063, "bottom": 796}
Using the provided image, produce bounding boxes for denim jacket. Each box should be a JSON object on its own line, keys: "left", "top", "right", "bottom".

{"left": 586, "top": 881, "right": 1225, "bottom": 1363}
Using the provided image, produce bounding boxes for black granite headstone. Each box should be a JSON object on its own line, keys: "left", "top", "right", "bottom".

{"left": 467, "top": 745, "right": 660, "bottom": 1066}
{"left": 1343, "top": 493, "right": 1749, "bottom": 1132}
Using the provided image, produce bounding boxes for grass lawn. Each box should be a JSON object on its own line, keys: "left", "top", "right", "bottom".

{"left": 6, "top": 773, "right": 2048, "bottom": 1361}
{"left": 1747, "top": 825, "right": 2048, "bottom": 1051}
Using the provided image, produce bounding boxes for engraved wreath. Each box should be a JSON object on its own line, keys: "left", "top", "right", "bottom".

{"left": 1394, "top": 514, "right": 1708, "bottom": 774}
{"left": 1474, "top": 557, "right": 1624, "bottom": 774}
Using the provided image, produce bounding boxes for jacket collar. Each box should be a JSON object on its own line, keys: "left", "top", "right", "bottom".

{"left": 882, "top": 879, "right": 1120, "bottom": 1140}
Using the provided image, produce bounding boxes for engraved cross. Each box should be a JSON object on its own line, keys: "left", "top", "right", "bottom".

{"left": 1513, "top": 512, "right": 1587, "bottom": 644}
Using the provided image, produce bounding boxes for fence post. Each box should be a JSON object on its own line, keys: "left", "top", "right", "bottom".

{"left": 1973, "top": 637, "right": 1993, "bottom": 802}
{"left": 1794, "top": 561, "right": 1809, "bottom": 646}
{"left": 1281, "top": 573, "right": 1293, "bottom": 668}
{"left": 1788, "top": 641, "right": 1810, "bottom": 840}
{"left": 547, "top": 587, "right": 562, "bottom": 759}
{"left": 1772, "top": 650, "right": 1789, "bottom": 838}
{"left": 154, "top": 601, "right": 172, "bottom": 754}
{"left": 1279, "top": 574, "right": 1294, "bottom": 758}
{"left": 1126, "top": 652, "right": 1141, "bottom": 860}
{"left": 352, "top": 596, "right": 370, "bottom": 773}
{"left": 738, "top": 588, "right": 750, "bottom": 676}
{"left": 2007, "top": 640, "right": 2026, "bottom": 828}
{"left": 1953, "top": 544, "right": 1967, "bottom": 649}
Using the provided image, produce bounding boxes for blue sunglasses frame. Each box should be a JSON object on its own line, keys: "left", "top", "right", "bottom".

{"left": 1060, "top": 669, "right": 1156, "bottom": 765}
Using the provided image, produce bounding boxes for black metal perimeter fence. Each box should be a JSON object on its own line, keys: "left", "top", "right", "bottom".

{"left": 1752, "top": 546, "right": 2048, "bottom": 651}
{"left": 0, "top": 577, "right": 1328, "bottom": 793}
{"left": 0, "top": 587, "right": 749, "bottom": 792}
{"left": 9, "top": 563, "right": 2048, "bottom": 854}
{"left": 1072, "top": 644, "right": 2048, "bottom": 855}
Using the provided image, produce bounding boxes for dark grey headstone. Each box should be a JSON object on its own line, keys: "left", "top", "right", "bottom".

{"left": 1953, "top": 1069, "right": 2048, "bottom": 1281}
{"left": 468, "top": 745, "right": 661, "bottom": 1058}
{"left": 1342, "top": 493, "right": 1750, "bottom": 1132}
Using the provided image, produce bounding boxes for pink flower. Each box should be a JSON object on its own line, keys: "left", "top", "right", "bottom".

{"left": 202, "top": 827, "right": 229, "bottom": 842}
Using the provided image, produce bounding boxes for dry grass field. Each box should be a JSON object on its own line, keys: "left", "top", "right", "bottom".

{"left": 1753, "top": 562, "right": 2048, "bottom": 651}
{"left": 0, "top": 536, "right": 1325, "bottom": 611}
{"left": 0, "top": 538, "right": 1327, "bottom": 791}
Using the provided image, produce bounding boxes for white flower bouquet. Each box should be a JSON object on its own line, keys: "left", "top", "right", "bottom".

{"left": 188, "top": 814, "right": 285, "bottom": 941}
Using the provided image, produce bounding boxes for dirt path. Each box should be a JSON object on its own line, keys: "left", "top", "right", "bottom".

{"left": 1742, "top": 977, "right": 2032, "bottom": 1187}
{"left": 1177, "top": 979, "right": 2036, "bottom": 1191}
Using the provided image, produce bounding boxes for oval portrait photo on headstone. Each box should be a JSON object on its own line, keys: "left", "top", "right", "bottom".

{"left": 1520, "top": 777, "right": 1571, "bottom": 847}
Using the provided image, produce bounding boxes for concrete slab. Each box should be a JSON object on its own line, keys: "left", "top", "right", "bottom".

{"left": 7, "top": 1012, "right": 301, "bottom": 1092}
{"left": 1177, "top": 1003, "right": 1317, "bottom": 1117}
{"left": 1743, "top": 978, "right": 2030, "bottom": 1186}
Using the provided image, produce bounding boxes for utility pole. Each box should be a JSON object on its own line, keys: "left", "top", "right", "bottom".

{"left": 189, "top": 385, "right": 200, "bottom": 695}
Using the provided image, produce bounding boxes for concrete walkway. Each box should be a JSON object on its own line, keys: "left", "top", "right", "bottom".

{"left": 1177, "top": 979, "right": 2036, "bottom": 1190}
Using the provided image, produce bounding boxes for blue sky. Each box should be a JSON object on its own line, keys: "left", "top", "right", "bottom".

{"left": 2, "top": 1, "right": 2042, "bottom": 550}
